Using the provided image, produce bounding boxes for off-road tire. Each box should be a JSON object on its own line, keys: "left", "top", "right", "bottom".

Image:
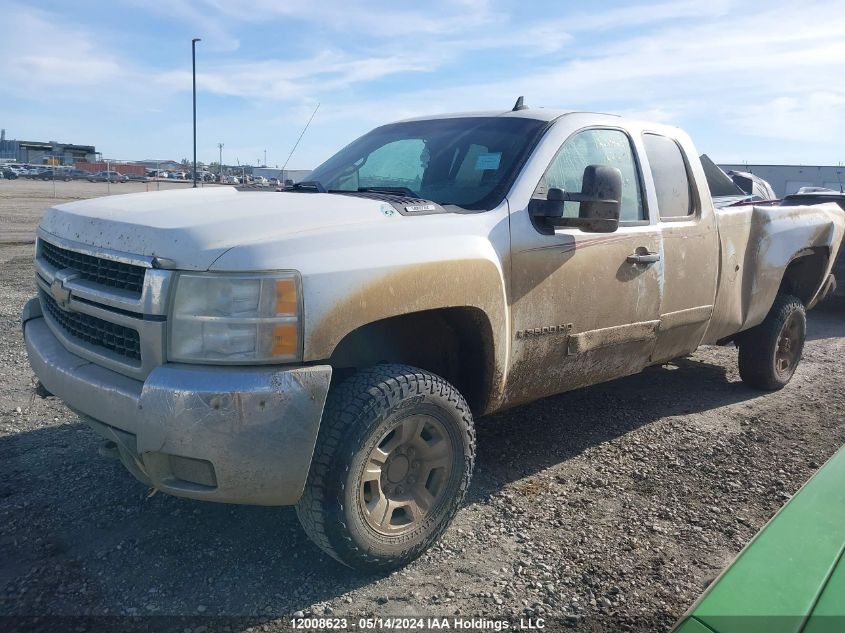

{"left": 738, "top": 293, "right": 806, "bottom": 390}
{"left": 295, "top": 364, "right": 475, "bottom": 571}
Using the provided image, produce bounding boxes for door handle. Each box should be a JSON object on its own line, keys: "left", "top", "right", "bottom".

{"left": 627, "top": 251, "right": 661, "bottom": 264}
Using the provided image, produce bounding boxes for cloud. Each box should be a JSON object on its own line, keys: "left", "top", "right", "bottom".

{"left": 0, "top": 5, "right": 123, "bottom": 94}
{"left": 125, "top": 0, "right": 241, "bottom": 52}
{"left": 563, "top": 0, "right": 733, "bottom": 31}
{"left": 731, "top": 92, "right": 845, "bottom": 144}
{"left": 154, "top": 48, "right": 437, "bottom": 103}
{"left": 200, "top": 0, "right": 504, "bottom": 38}
{"left": 3, "top": 0, "right": 844, "bottom": 166}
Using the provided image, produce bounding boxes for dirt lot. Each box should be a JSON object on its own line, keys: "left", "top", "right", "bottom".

{"left": 1, "top": 182, "right": 844, "bottom": 631}
{"left": 0, "top": 178, "right": 202, "bottom": 245}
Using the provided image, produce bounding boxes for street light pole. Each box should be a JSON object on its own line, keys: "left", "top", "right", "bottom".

{"left": 192, "top": 37, "right": 201, "bottom": 189}
{"left": 218, "top": 142, "right": 223, "bottom": 182}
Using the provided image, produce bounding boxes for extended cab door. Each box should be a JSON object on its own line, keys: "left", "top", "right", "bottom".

{"left": 640, "top": 132, "right": 719, "bottom": 363}
{"left": 506, "top": 124, "right": 664, "bottom": 408}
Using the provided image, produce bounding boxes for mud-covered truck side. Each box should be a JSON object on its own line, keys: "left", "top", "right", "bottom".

{"left": 23, "top": 105, "right": 844, "bottom": 570}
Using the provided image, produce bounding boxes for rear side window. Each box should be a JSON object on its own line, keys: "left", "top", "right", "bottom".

{"left": 643, "top": 133, "right": 693, "bottom": 218}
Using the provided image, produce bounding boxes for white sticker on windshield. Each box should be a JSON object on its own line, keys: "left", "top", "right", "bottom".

{"left": 475, "top": 152, "right": 502, "bottom": 170}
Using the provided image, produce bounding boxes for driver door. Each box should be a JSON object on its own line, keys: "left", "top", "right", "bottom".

{"left": 506, "top": 127, "right": 664, "bottom": 407}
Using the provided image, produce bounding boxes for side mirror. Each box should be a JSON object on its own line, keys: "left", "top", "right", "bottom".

{"left": 529, "top": 165, "right": 622, "bottom": 233}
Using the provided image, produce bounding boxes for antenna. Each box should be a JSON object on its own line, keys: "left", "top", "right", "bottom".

{"left": 281, "top": 103, "right": 320, "bottom": 176}
{"left": 512, "top": 96, "right": 527, "bottom": 111}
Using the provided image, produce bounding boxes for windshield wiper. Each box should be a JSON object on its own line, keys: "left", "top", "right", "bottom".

{"left": 286, "top": 180, "right": 327, "bottom": 193}
{"left": 356, "top": 186, "right": 418, "bottom": 198}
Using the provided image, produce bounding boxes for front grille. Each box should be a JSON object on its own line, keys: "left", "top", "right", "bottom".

{"left": 40, "top": 240, "right": 146, "bottom": 296}
{"left": 40, "top": 291, "right": 141, "bottom": 362}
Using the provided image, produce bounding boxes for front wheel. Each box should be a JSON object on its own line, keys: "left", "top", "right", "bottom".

{"left": 738, "top": 294, "right": 806, "bottom": 390}
{"left": 296, "top": 364, "right": 475, "bottom": 571}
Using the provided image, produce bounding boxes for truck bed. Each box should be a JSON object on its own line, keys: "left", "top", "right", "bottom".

{"left": 703, "top": 202, "right": 844, "bottom": 344}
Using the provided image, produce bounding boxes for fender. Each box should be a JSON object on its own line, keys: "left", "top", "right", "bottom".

{"left": 704, "top": 202, "right": 844, "bottom": 343}
{"left": 750, "top": 203, "right": 843, "bottom": 325}
{"left": 305, "top": 251, "right": 509, "bottom": 414}
{"left": 210, "top": 203, "right": 514, "bottom": 414}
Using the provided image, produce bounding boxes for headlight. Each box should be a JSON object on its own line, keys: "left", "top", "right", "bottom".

{"left": 168, "top": 272, "right": 301, "bottom": 363}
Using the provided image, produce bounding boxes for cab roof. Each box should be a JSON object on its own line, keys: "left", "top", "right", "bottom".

{"left": 395, "top": 108, "right": 580, "bottom": 123}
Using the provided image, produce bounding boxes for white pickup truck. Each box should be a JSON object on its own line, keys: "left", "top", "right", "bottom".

{"left": 23, "top": 103, "right": 844, "bottom": 570}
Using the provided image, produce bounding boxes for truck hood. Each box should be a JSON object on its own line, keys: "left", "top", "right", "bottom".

{"left": 39, "top": 187, "right": 401, "bottom": 270}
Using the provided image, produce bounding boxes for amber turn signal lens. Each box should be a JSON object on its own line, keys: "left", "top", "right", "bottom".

{"left": 272, "top": 322, "right": 298, "bottom": 357}
{"left": 275, "top": 278, "right": 297, "bottom": 315}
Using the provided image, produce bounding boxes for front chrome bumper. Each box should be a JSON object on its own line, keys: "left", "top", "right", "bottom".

{"left": 23, "top": 298, "right": 331, "bottom": 506}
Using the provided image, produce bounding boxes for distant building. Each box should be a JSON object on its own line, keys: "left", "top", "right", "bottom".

{"left": 252, "top": 168, "right": 311, "bottom": 183}
{"left": 73, "top": 161, "right": 146, "bottom": 177}
{"left": 0, "top": 130, "right": 96, "bottom": 165}
{"left": 136, "top": 159, "right": 184, "bottom": 172}
{"left": 719, "top": 164, "right": 845, "bottom": 197}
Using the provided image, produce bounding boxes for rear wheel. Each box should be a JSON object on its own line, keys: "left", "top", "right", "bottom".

{"left": 296, "top": 364, "right": 475, "bottom": 570}
{"left": 738, "top": 294, "right": 806, "bottom": 390}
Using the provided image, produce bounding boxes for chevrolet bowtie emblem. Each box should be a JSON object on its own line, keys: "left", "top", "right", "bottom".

{"left": 50, "top": 277, "right": 72, "bottom": 309}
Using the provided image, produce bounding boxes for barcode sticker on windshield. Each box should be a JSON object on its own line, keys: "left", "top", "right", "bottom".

{"left": 475, "top": 152, "right": 502, "bottom": 170}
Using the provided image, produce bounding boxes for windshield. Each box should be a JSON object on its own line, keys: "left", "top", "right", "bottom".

{"left": 307, "top": 116, "right": 549, "bottom": 210}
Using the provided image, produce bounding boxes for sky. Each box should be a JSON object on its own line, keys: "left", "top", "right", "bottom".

{"left": 1, "top": 0, "right": 844, "bottom": 169}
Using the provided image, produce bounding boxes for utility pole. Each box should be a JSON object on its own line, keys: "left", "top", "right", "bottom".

{"left": 97, "top": 152, "right": 110, "bottom": 195}
{"left": 263, "top": 148, "right": 267, "bottom": 167}
{"left": 192, "top": 37, "right": 201, "bottom": 188}
{"left": 217, "top": 142, "right": 223, "bottom": 182}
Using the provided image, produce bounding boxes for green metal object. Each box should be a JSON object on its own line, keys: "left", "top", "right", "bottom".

{"left": 673, "top": 445, "right": 845, "bottom": 633}
{"left": 802, "top": 560, "right": 845, "bottom": 633}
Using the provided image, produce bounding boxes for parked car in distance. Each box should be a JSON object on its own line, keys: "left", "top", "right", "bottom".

{"left": 3, "top": 164, "right": 26, "bottom": 177}
{"left": 0, "top": 167, "right": 19, "bottom": 179}
{"left": 797, "top": 186, "right": 840, "bottom": 194}
{"left": 25, "top": 167, "right": 49, "bottom": 179}
{"left": 36, "top": 169, "right": 72, "bottom": 181}
{"left": 66, "top": 169, "right": 93, "bottom": 180}
{"left": 189, "top": 171, "right": 216, "bottom": 183}
{"left": 782, "top": 191, "right": 845, "bottom": 299}
{"left": 87, "top": 171, "right": 128, "bottom": 183}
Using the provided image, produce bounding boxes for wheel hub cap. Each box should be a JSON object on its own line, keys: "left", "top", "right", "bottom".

{"left": 775, "top": 314, "right": 801, "bottom": 376}
{"left": 359, "top": 415, "right": 454, "bottom": 535}
{"left": 386, "top": 455, "right": 410, "bottom": 483}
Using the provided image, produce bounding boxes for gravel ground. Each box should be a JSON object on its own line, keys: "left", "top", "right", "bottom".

{"left": 0, "top": 178, "right": 204, "bottom": 244}
{"left": 1, "top": 187, "right": 844, "bottom": 632}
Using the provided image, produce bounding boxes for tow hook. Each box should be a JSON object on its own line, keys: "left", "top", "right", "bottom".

{"left": 33, "top": 380, "right": 53, "bottom": 399}
{"left": 98, "top": 440, "right": 120, "bottom": 460}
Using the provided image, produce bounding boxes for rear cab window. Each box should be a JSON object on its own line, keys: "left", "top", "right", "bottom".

{"left": 642, "top": 133, "right": 695, "bottom": 219}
